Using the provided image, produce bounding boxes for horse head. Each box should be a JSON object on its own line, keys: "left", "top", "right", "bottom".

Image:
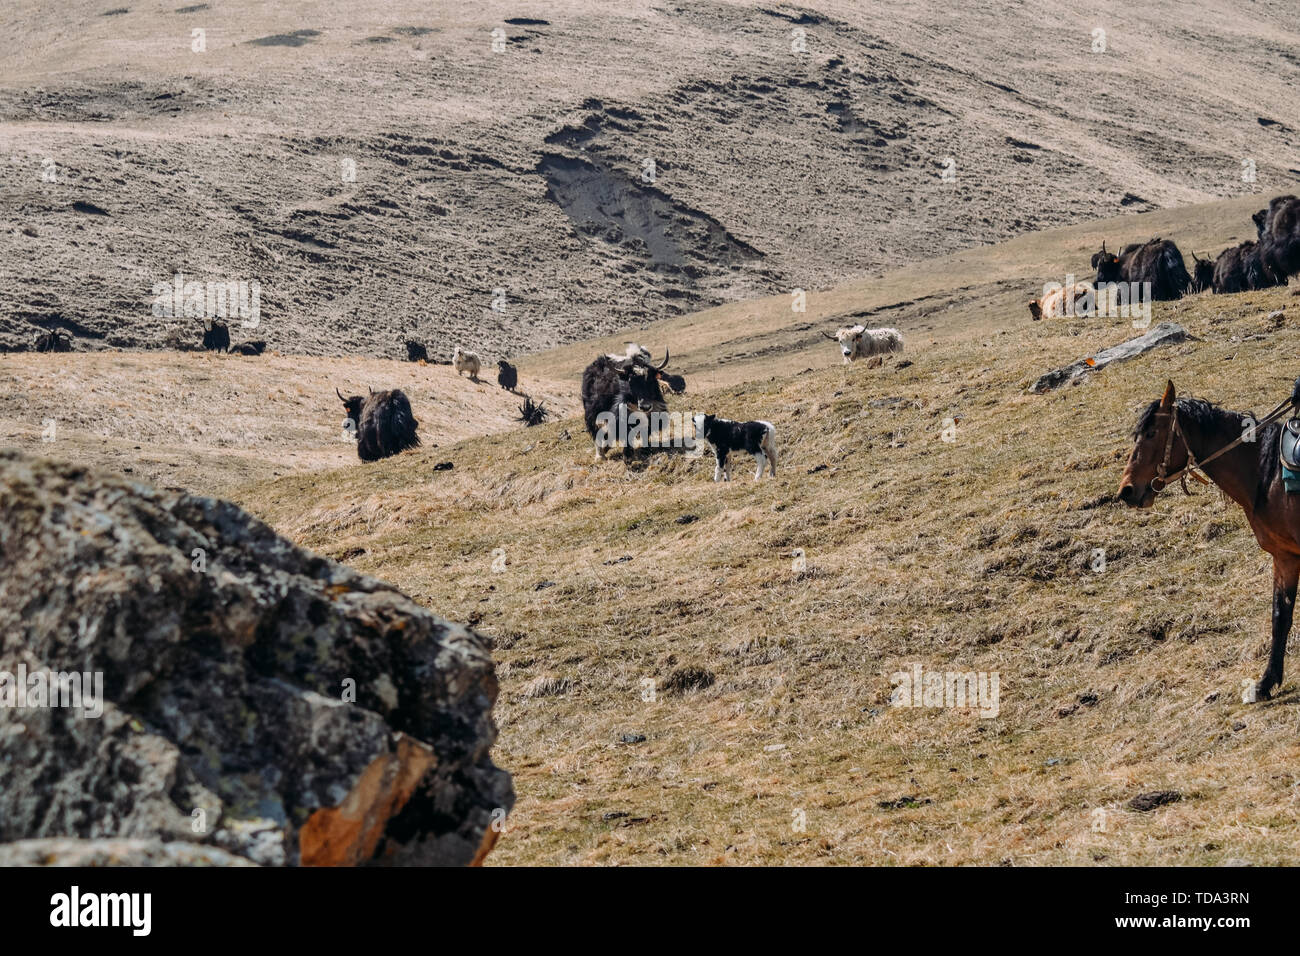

{"left": 1118, "top": 380, "right": 1188, "bottom": 508}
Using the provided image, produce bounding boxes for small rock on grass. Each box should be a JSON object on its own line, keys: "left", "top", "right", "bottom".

{"left": 1127, "top": 790, "right": 1181, "bottom": 812}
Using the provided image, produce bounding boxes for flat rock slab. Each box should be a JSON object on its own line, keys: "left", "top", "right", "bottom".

{"left": 1030, "top": 322, "right": 1194, "bottom": 393}
{"left": 0, "top": 451, "right": 512, "bottom": 866}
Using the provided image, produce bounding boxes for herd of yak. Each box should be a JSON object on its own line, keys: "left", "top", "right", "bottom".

{"left": 1196, "top": 194, "right": 1300, "bottom": 293}
{"left": 338, "top": 346, "right": 530, "bottom": 463}
{"left": 349, "top": 196, "right": 1300, "bottom": 469}
{"left": 338, "top": 341, "right": 687, "bottom": 465}
{"left": 1031, "top": 193, "right": 1300, "bottom": 319}
{"left": 21, "top": 194, "right": 1300, "bottom": 469}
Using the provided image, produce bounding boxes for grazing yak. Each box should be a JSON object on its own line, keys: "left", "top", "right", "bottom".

{"left": 1188, "top": 195, "right": 1300, "bottom": 295}
{"left": 497, "top": 359, "right": 518, "bottom": 391}
{"left": 336, "top": 387, "right": 421, "bottom": 462}
{"left": 821, "top": 325, "right": 904, "bottom": 364}
{"left": 33, "top": 330, "right": 73, "bottom": 352}
{"left": 453, "top": 346, "right": 481, "bottom": 380}
{"left": 406, "top": 340, "right": 428, "bottom": 363}
{"left": 1028, "top": 280, "right": 1094, "bottom": 320}
{"left": 198, "top": 319, "right": 231, "bottom": 353}
{"left": 1090, "top": 238, "right": 1192, "bottom": 300}
{"left": 1189, "top": 250, "right": 1215, "bottom": 293}
{"left": 697, "top": 413, "right": 777, "bottom": 482}
{"left": 1193, "top": 241, "right": 1286, "bottom": 294}
{"left": 580, "top": 345, "right": 683, "bottom": 461}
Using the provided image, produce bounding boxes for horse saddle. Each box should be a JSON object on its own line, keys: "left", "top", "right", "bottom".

{"left": 1280, "top": 419, "right": 1300, "bottom": 491}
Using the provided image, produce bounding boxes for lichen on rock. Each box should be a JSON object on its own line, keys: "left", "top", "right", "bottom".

{"left": 0, "top": 451, "right": 512, "bottom": 866}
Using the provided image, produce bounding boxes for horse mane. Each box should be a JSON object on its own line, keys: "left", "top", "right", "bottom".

{"left": 1133, "top": 397, "right": 1279, "bottom": 509}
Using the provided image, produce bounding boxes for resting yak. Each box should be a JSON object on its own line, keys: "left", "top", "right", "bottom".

{"left": 336, "top": 387, "right": 421, "bottom": 462}
{"left": 1186, "top": 195, "right": 1300, "bottom": 295}
{"left": 580, "top": 345, "right": 684, "bottom": 461}
{"left": 1091, "top": 238, "right": 1192, "bottom": 300}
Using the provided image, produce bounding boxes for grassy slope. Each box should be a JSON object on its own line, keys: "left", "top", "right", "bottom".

{"left": 237, "top": 201, "right": 1300, "bottom": 865}
{"left": 0, "top": 351, "right": 573, "bottom": 495}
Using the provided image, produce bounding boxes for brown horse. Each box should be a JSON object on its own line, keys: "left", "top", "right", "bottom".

{"left": 1118, "top": 381, "right": 1297, "bottom": 700}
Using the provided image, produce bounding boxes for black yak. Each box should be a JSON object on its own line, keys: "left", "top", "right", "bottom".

{"left": 33, "top": 330, "right": 72, "bottom": 352}
{"left": 579, "top": 346, "right": 683, "bottom": 461}
{"left": 497, "top": 359, "right": 518, "bottom": 391}
{"left": 1254, "top": 195, "right": 1298, "bottom": 240}
{"left": 232, "top": 340, "right": 265, "bottom": 356}
{"left": 1210, "top": 240, "right": 1286, "bottom": 294}
{"left": 1192, "top": 239, "right": 1287, "bottom": 295}
{"left": 1254, "top": 195, "right": 1300, "bottom": 280}
{"left": 1091, "top": 238, "right": 1192, "bottom": 300}
{"left": 1189, "top": 251, "right": 1215, "bottom": 293}
{"left": 406, "top": 340, "right": 428, "bottom": 363}
{"left": 1217, "top": 242, "right": 1267, "bottom": 293}
{"left": 199, "top": 319, "right": 230, "bottom": 353}
{"left": 336, "top": 387, "right": 421, "bottom": 462}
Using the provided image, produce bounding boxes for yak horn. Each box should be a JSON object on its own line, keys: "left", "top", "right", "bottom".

{"left": 336, "top": 387, "right": 346, "bottom": 403}
{"left": 820, "top": 330, "right": 838, "bottom": 341}
{"left": 656, "top": 348, "right": 670, "bottom": 370}
{"left": 368, "top": 386, "right": 374, "bottom": 395}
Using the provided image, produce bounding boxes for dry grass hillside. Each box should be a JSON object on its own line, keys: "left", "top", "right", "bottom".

{"left": 0, "top": 350, "right": 571, "bottom": 492}
{"left": 520, "top": 193, "right": 1281, "bottom": 390}
{"left": 1, "top": 196, "right": 1274, "bottom": 497}
{"left": 236, "top": 251, "right": 1300, "bottom": 865}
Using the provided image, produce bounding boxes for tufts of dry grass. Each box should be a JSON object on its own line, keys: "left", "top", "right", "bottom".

{"left": 237, "top": 278, "right": 1300, "bottom": 866}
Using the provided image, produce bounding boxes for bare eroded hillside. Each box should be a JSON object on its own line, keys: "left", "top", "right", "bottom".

{"left": 2, "top": 0, "right": 1298, "bottom": 358}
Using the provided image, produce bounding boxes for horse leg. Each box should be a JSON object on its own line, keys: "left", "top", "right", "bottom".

{"left": 1258, "top": 557, "right": 1300, "bottom": 699}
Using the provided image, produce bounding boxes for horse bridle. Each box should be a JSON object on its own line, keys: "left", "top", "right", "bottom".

{"left": 1150, "top": 397, "right": 1295, "bottom": 493}
{"left": 1149, "top": 408, "right": 1203, "bottom": 493}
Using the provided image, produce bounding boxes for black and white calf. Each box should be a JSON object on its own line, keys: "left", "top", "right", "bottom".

{"left": 697, "top": 414, "right": 778, "bottom": 481}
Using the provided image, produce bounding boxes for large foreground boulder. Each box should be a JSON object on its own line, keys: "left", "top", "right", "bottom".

{"left": 0, "top": 451, "right": 512, "bottom": 866}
